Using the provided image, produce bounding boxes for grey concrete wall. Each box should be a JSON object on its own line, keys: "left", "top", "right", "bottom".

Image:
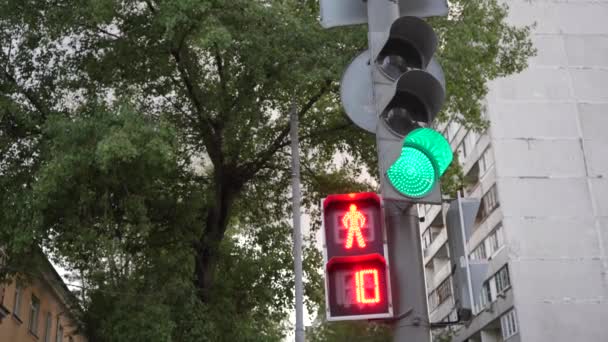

{"left": 486, "top": 0, "right": 608, "bottom": 340}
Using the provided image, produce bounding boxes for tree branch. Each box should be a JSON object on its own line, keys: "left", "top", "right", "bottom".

{"left": 213, "top": 43, "right": 228, "bottom": 119}
{"left": 235, "top": 80, "right": 334, "bottom": 181}
{"left": 170, "top": 46, "right": 222, "bottom": 165}
{"left": 95, "top": 27, "right": 121, "bottom": 39}
{"left": 144, "top": 0, "right": 157, "bottom": 14}
{"left": 297, "top": 79, "right": 332, "bottom": 118}
{"left": 0, "top": 66, "right": 50, "bottom": 120}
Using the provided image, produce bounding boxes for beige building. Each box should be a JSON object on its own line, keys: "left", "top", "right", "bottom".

{"left": 0, "top": 251, "right": 87, "bottom": 342}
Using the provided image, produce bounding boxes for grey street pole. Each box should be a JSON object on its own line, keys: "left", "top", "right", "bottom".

{"left": 367, "top": 1, "right": 432, "bottom": 341}
{"left": 289, "top": 98, "right": 305, "bottom": 342}
{"left": 384, "top": 201, "right": 431, "bottom": 342}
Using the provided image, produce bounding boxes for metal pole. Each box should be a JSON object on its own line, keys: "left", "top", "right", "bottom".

{"left": 365, "top": 0, "right": 432, "bottom": 339}
{"left": 290, "top": 98, "right": 305, "bottom": 342}
{"left": 385, "top": 201, "right": 431, "bottom": 342}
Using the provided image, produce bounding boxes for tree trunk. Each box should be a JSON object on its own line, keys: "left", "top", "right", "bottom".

{"left": 194, "top": 170, "right": 238, "bottom": 302}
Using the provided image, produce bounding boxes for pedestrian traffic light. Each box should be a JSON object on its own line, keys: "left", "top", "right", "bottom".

{"left": 322, "top": 192, "right": 393, "bottom": 321}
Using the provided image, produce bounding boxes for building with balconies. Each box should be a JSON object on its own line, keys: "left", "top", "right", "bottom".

{"left": 421, "top": 1, "right": 608, "bottom": 340}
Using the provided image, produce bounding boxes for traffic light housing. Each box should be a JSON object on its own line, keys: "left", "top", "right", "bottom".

{"left": 446, "top": 194, "right": 488, "bottom": 318}
{"left": 322, "top": 192, "right": 393, "bottom": 321}
{"left": 373, "top": 16, "right": 452, "bottom": 203}
{"left": 340, "top": 15, "right": 452, "bottom": 203}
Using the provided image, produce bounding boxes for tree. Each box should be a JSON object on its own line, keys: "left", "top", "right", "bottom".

{"left": 0, "top": 0, "right": 534, "bottom": 340}
{"left": 308, "top": 320, "right": 391, "bottom": 342}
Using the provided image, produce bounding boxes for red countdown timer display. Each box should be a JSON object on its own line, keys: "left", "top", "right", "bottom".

{"left": 322, "top": 192, "right": 393, "bottom": 321}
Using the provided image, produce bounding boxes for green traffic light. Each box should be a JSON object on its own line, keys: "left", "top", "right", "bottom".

{"left": 386, "top": 128, "right": 453, "bottom": 198}
{"left": 387, "top": 146, "right": 436, "bottom": 197}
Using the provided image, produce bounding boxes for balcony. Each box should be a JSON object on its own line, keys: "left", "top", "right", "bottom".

{"left": 424, "top": 228, "right": 448, "bottom": 263}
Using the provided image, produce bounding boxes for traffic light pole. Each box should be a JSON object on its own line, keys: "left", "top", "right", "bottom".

{"left": 384, "top": 200, "right": 431, "bottom": 342}
{"left": 367, "top": 1, "right": 432, "bottom": 341}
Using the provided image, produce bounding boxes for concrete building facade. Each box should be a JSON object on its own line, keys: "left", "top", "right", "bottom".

{"left": 0, "top": 251, "right": 87, "bottom": 342}
{"left": 421, "top": 0, "right": 608, "bottom": 341}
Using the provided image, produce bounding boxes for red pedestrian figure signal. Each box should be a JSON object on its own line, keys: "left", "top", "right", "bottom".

{"left": 322, "top": 192, "right": 393, "bottom": 321}
{"left": 342, "top": 204, "right": 367, "bottom": 249}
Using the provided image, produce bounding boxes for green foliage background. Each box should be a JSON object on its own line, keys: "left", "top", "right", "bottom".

{"left": 0, "top": 0, "right": 533, "bottom": 340}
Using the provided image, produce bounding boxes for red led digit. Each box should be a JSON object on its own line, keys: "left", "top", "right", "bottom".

{"left": 354, "top": 269, "right": 380, "bottom": 304}
{"left": 342, "top": 204, "right": 367, "bottom": 249}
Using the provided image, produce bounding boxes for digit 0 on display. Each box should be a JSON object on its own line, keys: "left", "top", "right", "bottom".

{"left": 322, "top": 192, "right": 393, "bottom": 321}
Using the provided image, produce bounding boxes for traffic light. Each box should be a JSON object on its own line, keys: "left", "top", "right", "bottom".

{"left": 373, "top": 16, "right": 452, "bottom": 203}
{"left": 322, "top": 192, "right": 393, "bottom": 321}
{"left": 386, "top": 127, "right": 452, "bottom": 198}
{"left": 320, "top": 1, "right": 450, "bottom": 339}
{"left": 339, "top": 15, "right": 452, "bottom": 203}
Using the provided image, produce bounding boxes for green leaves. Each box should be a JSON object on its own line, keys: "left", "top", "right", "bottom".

{"left": 38, "top": 108, "right": 179, "bottom": 260}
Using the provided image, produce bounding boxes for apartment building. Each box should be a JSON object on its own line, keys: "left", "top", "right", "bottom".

{"left": 0, "top": 251, "right": 87, "bottom": 342}
{"left": 421, "top": 0, "right": 608, "bottom": 341}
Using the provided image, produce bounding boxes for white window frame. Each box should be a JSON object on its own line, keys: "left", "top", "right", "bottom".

{"left": 44, "top": 312, "right": 53, "bottom": 342}
{"left": 56, "top": 318, "right": 63, "bottom": 342}
{"left": 422, "top": 228, "right": 433, "bottom": 250}
{"left": 446, "top": 120, "right": 461, "bottom": 143}
{"left": 495, "top": 265, "right": 511, "bottom": 294}
{"left": 469, "top": 242, "right": 487, "bottom": 261}
{"left": 487, "top": 224, "right": 505, "bottom": 259}
{"left": 13, "top": 283, "right": 23, "bottom": 319}
{"left": 479, "top": 147, "right": 495, "bottom": 176}
{"left": 501, "top": 309, "right": 519, "bottom": 339}
{"left": 457, "top": 141, "right": 467, "bottom": 164}
{"left": 29, "top": 295, "right": 40, "bottom": 336}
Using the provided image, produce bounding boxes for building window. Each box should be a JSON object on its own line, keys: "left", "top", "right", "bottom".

{"left": 13, "top": 283, "right": 23, "bottom": 320}
{"left": 481, "top": 282, "right": 491, "bottom": 306}
{"left": 29, "top": 295, "right": 40, "bottom": 336}
{"left": 495, "top": 265, "right": 511, "bottom": 294}
{"left": 436, "top": 277, "right": 452, "bottom": 305}
{"left": 446, "top": 120, "right": 461, "bottom": 142}
{"left": 486, "top": 224, "right": 504, "bottom": 257}
{"left": 467, "top": 130, "right": 480, "bottom": 148}
{"left": 478, "top": 147, "right": 495, "bottom": 176}
{"left": 458, "top": 132, "right": 477, "bottom": 164}
{"left": 422, "top": 228, "right": 433, "bottom": 250}
{"left": 56, "top": 319, "right": 63, "bottom": 342}
{"left": 457, "top": 141, "right": 467, "bottom": 164}
{"left": 44, "top": 312, "right": 53, "bottom": 342}
{"left": 500, "top": 309, "right": 519, "bottom": 339}
{"left": 469, "top": 223, "right": 504, "bottom": 262}
{"left": 478, "top": 264, "right": 512, "bottom": 308}
{"left": 477, "top": 185, "right": 499, "bottom": 223}
{"left": 470, "top": 242, "right": 487, "bottom": 260}
{"left": 428, "top": 277, "right": 453, "bottom": 312}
